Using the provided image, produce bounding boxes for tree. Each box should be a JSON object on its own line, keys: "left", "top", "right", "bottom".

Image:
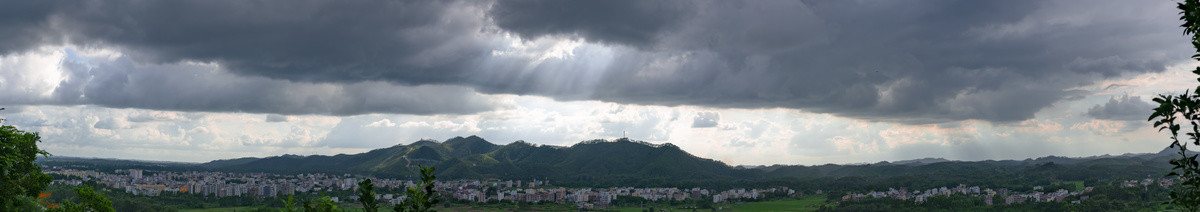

{"left": 358, "top": 179, "right": 379, "bottom": 212}
{"left": 302, "top": 193, "right": 341, "bottom": 212}
{"left": 1, "top": 119, "right": 52, "bottom": 210}
{"left": 50, "top": 185, "right": 115, "bottom": 212}
{"left": 697, "top": 198, "right": 714, "bottom": 209}
{"left": 282, "top": 194, "right": 299, "bottom": 212}
{"left": 1152, "top": 0, "right": 1200, "bottom": 210}
{"left": 394, "top": 166, "right": 439, "bottom": 212}
{"left": 74, "top": 185, "right": 114, "bottom": 212}
{"left": 1, "top": 116, "right": 116, "bottom": 212}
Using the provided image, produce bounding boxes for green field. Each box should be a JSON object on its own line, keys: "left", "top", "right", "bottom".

{"left": 180, "top": 207, "right": 260, "bottom": 212}
{"left": 1064, "top": 181, "right": 1085, "bottom": 191}
{"left": 723, "top": 196, "right": 828, "bottom": 212}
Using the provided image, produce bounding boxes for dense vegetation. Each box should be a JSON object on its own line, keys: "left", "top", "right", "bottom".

{"left": 2, "top": 118, "right": 115, "bottom": 211}
{"left": 1151, "top": 0, "right": 1200, "bottom": 210}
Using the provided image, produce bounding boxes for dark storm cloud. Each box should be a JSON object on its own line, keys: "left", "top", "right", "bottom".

{"left": 0, "top": 0, "right": 503, "bottom": 115}
{"left": 76, "top": 59, "right": 497, "bottom": 115}
{"left": 0, "top": 55, "right": 498, "bottom": 116}
{"left": 0, "top": 1, "right": 57, "bottom": 55}
{"left": 0, "top": 0, "right": 495, "bottom": 84}
{"left": 0, "top": 0, "right": 1186, "bottom": 123}
{"left": 486, "top": 0, "right": 1185, "bottom": 123}
{"left": 1087, "top": 95, "right": 1156, "bottom": 121}
{"left": 489, "top": 0, "right": 694, "bottom": 47}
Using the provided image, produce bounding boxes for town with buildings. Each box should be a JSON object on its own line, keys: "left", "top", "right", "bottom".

{"left": 841, "top": 184, "right": 1096, "bottom": 205}
{"left": 43, "top": 166, "right": 796, "bottom": 209}
{"left": 838, "top": 179, "right": 1180, "bottom": 206}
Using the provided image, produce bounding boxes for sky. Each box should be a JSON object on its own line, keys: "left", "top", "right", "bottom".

{"left": 0, "top": 0, "right": 1192, "bottom": 165}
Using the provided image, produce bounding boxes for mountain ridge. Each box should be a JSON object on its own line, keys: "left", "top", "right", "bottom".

{"left": 194, "top": 136, "right": 742, "bottom": 180}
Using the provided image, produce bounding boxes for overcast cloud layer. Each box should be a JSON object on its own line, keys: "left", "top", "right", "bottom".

{"left": 0, "top": 0, "right": 1186, "bottom": 123}
{"left": 0, "top": 48, "right": 499, "bottom": 115}
{"left": 0, "top": 0, "right": 1193, "bottom": 164}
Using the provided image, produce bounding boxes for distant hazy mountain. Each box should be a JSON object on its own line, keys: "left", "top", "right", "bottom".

{"left": 889, "top": 158, "right": 951, "bottom": 165}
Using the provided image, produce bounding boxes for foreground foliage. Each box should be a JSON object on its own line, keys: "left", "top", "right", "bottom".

{"left": 1, "top": 119, "right": 51, "bottom": 209}
{"left": 1152, "top": 0, "right": 1200, "bottom": 210}
{"left": 1, "top": 118, "right": 115, "bottom": 211}
{"left": 357, "top": 179, "right": 379, "bottom": 212}
{"left": 392, "top": 166, "right": 439, "bottom": 212}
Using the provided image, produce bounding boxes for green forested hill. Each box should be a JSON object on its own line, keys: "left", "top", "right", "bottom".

{"left": 197, "top": 136, "right": 751, "bottom": 181}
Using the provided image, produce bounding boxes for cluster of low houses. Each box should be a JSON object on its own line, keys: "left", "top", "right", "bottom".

{"left": 840, "top": 182, "right": 1147, "bottom": 205}
{"left": 1120, "top": 178, "right": 1174, "bottom": 188}
{"left": 438, "top": 185, "right": 794, "bottom": 208}
{"left": 48, "top": 168, "right": 376, "bottom": 198}
{"left": 843, "top": 177, "right": 1181, "bottom": 206}
{"left": 45, "top": 167, "right": 796, "bottom": 208}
